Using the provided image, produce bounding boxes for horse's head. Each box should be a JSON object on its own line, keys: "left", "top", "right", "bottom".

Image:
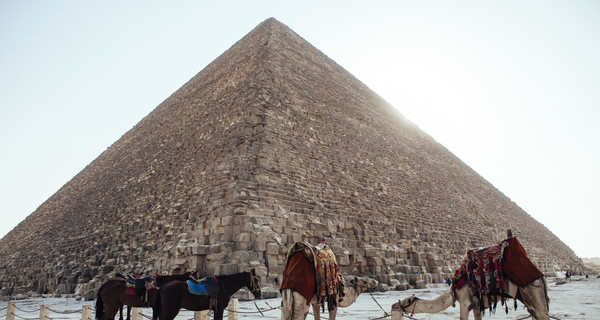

{"left": 392, "top": 295, "right": 419, "bottom": 313}
{"left": 248, "top": 268, "right": 261, "bottom": 299}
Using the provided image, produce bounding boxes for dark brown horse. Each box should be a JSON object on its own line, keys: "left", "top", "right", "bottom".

{"left": 95, "top": 272, "right": 197, "bottom": 320}
{"left": 156, "top": 269, "right": 261, "bottom": 320}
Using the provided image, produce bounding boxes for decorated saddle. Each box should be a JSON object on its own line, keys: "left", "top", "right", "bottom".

{"left": 280, "top": 241, "right": 344, "bottom": 311}
{"left": 280, "top": 241, "right": 317, "bottom": 305}
{"left": 452, "top": 236, "right": 544, "bottom": 312}
{"left": 187, "top": 276, "right": 219, "bottom": 297}
{"left": 315, "top": 246, "right": 344, "bottom": 311}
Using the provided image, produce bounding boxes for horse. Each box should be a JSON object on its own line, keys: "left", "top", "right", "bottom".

{"left": 95, "top": 271, "right": 197, "bottom": 320}
{"left": 156, "top": 269, "right": 261, "bottom": 320}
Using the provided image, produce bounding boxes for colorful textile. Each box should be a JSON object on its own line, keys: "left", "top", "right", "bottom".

{"left": 502, "top": 237, "right": 544, "bottom": 286}
{"left": 315, "top": 246, "right": 343, "bottom": 310}
{"left": 464, "top": 240, "right": 508, "bottom": 298}
{"left": 280, "top": 251, "right": 316, "bottom": 305}
{"left": 453, "top": 236, "right": 545, "bottom": 312}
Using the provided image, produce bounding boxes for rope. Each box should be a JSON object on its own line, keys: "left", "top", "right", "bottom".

{"left": 369, "top": 293, "right": 391, "bottom": 319}
{"left": 13, "top": 305, "right": 39, "bottom": 313}
{"left": 141, "top": 313, "right": 153, "bottom": 319}
{"left": 47, "top": 308, "right": 83, "bottom": 314}
{"left": 0, "top": 306, "right": 8, "bottom": 311}
{"left": 12, "top": 314, "right": 39, "bottom": 320}
{"left": 224, "top": 299, "right": 280, "bottom": 314}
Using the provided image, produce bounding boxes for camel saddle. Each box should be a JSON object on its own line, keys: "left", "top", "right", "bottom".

{"left": 452, "top": 236, "right": 544, "bottom": 312}
{"left": 280, "top": 241, "right": 317, "bottom": 305}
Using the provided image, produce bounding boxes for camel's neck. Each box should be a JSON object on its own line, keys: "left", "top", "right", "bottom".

{"left": 410, "top": 288, "right": 454, "bottom": 314}
{"left": 339, "top": 286, "right": 362, "bottom": 308}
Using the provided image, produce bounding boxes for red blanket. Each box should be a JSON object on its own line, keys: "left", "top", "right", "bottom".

{"left": 502, "top": 237, "right": 544, "bottom": 286}
{"left": 280, "top": 251, "right": 316, "bottom": 305}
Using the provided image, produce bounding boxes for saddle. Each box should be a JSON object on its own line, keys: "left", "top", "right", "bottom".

{"left": 280, "top": 241, "right": 344, "bottom": 311}
{"left": 122, "top": 274, "right": 157, "bottom": 307}
{"left": 452, "top": 236, "right": 544, "bottom": 313}
{"left": 186, "top": 276, "right": 219, "bottom": 297}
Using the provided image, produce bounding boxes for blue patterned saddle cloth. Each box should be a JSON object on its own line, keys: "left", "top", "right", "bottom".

{"left": 186, "top": 276, "right": 219, "bottom": 297}
{"left": 187, "top": 280, "right": 209, "bottom": 295}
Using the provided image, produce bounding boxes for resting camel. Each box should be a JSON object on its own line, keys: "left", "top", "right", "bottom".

{"left": 281, "top": 276, "right": 377, "bottom": 320}
{"left": 392, "top": 277, "right": 549, "bottom": 320}
{"left": 392, "top": 233, "right": 550, "bottom": 320}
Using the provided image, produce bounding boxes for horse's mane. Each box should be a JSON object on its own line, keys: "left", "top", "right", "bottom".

{"left": 214, "top": 271, "right": 250, "bottom": 280}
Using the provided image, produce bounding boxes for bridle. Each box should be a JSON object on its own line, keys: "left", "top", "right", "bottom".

{"left": 349, "top": 279, "right": 369, "bottom": 293}
{"left": 397, "top": 296, "right": 418, "bottom": 317}
{"left": 249, "top": 273, "right": 260, "bottom": 294}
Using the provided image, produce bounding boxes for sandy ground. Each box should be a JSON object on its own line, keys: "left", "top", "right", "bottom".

{"left": 1, "top": 276, "right": 598, "bottom": 320}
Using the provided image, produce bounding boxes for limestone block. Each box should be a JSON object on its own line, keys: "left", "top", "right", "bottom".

{"left": 266, "top": 243, "right": 279, "bottom": 255}
{"left": 415, "top": 280, "right": 426, "bottom": 289}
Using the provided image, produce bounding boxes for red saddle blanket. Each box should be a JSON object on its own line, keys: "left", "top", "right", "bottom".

{"left": 502, "top": 237, "right": 544, "bottom": 286}
{"left": 280, "top": 251, "right": 316, "bottom": 305}
{"left": 454, "top": 237, "right": 544, "bottom": 298}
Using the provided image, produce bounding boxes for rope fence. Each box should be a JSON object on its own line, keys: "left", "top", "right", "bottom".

{"left": 1, "top": 299, "right": 249, "bottom": 320}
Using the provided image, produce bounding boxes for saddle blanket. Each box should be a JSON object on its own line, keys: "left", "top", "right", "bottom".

{"left": 187, "top": 281, "right": 209, "bottom": 295}
{"left": 280, "top": 250, "right": 316, "bottom": 305}
{"left": 187, "top": 276, "right": 219, "bottom": 297}
{"left": 315, "top": 246, "right": 342, "bottom": 300}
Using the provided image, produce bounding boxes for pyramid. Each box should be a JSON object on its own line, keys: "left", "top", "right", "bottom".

{"left": 0, "top": 18, "right": 585, "bottom": 296}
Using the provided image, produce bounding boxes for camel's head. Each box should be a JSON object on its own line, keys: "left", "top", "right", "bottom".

{"left": 347, "top": 276, "right": 378, "bottom": 293}
{"left": 392, "top": 295, "right": 419, "bottom": 313}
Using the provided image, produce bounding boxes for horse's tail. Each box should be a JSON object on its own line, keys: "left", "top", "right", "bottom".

{"left": 281, "top": 289, "right": 294, "bottom": 320}
{"left": 95, "top": 289, "right": 104, "bottom": 320}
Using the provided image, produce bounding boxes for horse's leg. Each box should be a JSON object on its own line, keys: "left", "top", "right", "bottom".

{"left": 118, "top": 306, "right": 123, "bottom": 320}
{"left": 105, "top": 304, "right": 120, "bottom": 320}
{"left": 126, "top": 306, "right": 131, "bottom": 320}
{"left": 213, "top": 307, "right": 225, "bottom": 320}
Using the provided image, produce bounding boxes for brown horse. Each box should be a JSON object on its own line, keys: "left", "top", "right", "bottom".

{"left": 95, "top": 272, "right": 197, "bottom": 320}
{"left": 156, "top": 269, "right": 261, "bottom": 320}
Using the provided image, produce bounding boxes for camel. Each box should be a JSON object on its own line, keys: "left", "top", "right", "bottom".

{"left": 392, "top": 277, "right": 549, "bottom": 320}
{"left": 281, "top": 276, "right": 378, "bottom": 320}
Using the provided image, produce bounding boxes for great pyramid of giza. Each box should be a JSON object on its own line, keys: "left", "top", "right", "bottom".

{"left": 0, "top": 18, "right": 585, "bottom": 296}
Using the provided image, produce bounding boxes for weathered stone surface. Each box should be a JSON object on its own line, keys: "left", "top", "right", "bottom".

{"left": 0, "top": 18, "right": 588, "bottom": 296}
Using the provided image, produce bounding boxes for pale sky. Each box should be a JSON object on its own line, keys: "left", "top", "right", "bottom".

{"left": 1, "top": 1, "right": 598, "bottom": 258}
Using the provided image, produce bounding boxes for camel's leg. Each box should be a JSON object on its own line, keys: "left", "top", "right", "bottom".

{"left": 472, "top": 308, "right": 482, "bottom": 320}
{"left": 459, "top": 305, "right": 470, "bottom": 320}
{"left": 328, "top": 306, "right": 338, "bottom": 320}
{"left": 282, "top": 289, "right": 310, "bottom": 320}
{"left": 312, "top": 303, "right": 321, "bottom": 320}
{"left": 293, "top": 291, "right": 310, "bottom": 320}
